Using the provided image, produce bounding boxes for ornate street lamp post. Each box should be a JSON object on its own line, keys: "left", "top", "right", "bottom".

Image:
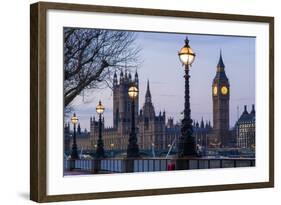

{"left": 178, "top": 36, "right": 197, "bottom": 157}
{"left": 127, "top": 85, "right": 140, "bottom": 158}
{"left": 70, "top": 113, "right": 79, "bottom": 160}
{"left": 95, "top": 100, "right": 105, "bottom": 158}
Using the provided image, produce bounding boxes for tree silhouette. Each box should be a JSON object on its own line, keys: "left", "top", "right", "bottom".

{"left": 64, "top": 28, "right": 140, "bottom": 107}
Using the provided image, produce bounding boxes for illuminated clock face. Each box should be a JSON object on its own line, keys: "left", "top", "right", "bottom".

{"left": 221, "top": 86, "right": 228, "bottom": 95}
{"left": 213, "top": 86, "right": 218, "bottom": 96}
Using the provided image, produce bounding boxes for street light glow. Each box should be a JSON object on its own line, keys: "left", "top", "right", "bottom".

{"left": 178, "top": 37, "right": 196, "bottom": 66}
{"left": 96, "top": 100, "right": 105, "bottom": 114}
{"left": 71, "top": 113, "right": 78, "bottom": 125}
{"left": 128, "top": 86, "right": 138, "bottom": 99}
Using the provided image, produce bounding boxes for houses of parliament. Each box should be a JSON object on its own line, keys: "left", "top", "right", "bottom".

{"left": 65, "top": 52, "right": 255, "bottom": 153}
{"left": 90, "top": 70, "right": 168, "bottom": 151}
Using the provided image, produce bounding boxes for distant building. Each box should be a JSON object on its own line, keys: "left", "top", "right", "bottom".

{"left": 64, "top": 122, "right": 71, "bottom": 153}
{"left": 76, "top": 124, "right": 91, "bottom": 150}
{"left": 165, "top": 118, "right": 180, "bottom": 150}
{"left": 138, "top": 81, "right": 166, "bottom": 150}
{"left": 236, "top": 105, "right": 255, "bottom": 149}
{"left": 71, "top": 51, "right": 255, "bottom": 153}
{"left": 193, "top": 118, "right": 212, "bottom": 148}
{"left": 90, "top": 71, "right": 166, "bottom": 151}
{"left": 64, "top": 123, "right": 91, "bottom": 153}
{"left": 210, "top": 51, "right": 230, "bottom": 148}
{"left": 89, "top": 52, "right": 237, "bottom": 152}
{"left": 228, "top": 128, "right": 237, "bottom": 148}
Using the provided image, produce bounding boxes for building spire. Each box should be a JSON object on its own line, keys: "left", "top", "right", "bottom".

{"left": 123, "top": 69, "right": 128, "bottom": 83}
{"left": 145, "top": 80, "right": 152, "bottom": 102}
{"left": 134, "top": 70, "right": 139, "bottom": 85}
{"left": 217, "top": 49, "right": 225, "bottom": 71}
{"left": 113, "top": 70, "right": 118, "bottom": 86}
{"left": 243, "top": 105, "right": 248, "bottom": 114}
{"left": 120, "top": 69, "right": 124, "bottom": 83}
{"left": 77, "top": 123, "right": 81, "bottom": 134}
{"left": 205, "top": 120, "right": 209, "bottom": 128}
{"left": 250, "top": 104, "right": 255, "bottom": 115}
{"left": 200, "top": 117, "right": 204, "bottom": 128}
{"left": 146, "top": 80, "right": 151, "bottom": 97}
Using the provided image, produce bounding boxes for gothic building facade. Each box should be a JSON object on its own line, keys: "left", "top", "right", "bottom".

{"left": 236, "top": 105, "right": 255, "bottom": 149}
{"left": 64, "top": 123, "right": 91, "bottom": 153}
{"left": 90, "top": 71, "right": 166, "bottom": 151}
{"left": 138, "top": 81, "right": 166, "bottom": 150}
{"left": 89, "top": 67, "right": 215, "bottom": 152}
{"left": 209, "top": 51, "right": 231, "bottom": 148}
{"left": 88, "top": 51, "right": 252, "bottom": 153}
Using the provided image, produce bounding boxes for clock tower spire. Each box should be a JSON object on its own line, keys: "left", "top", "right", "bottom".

{"left": 212, "top": 50, "right": 230, "bottom": 147}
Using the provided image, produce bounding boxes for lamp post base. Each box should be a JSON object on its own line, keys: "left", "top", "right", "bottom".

{"left": 95, "top": 145, "right": 105, "bottom": 158}
{"left": 127, "top": 143, "right": 139, "bottom": 158}
{"left": 183, "top": 137, "right": 197, "bottom": 156}
{"left": 71, "top": 145, "right": 79, "bottom": 159}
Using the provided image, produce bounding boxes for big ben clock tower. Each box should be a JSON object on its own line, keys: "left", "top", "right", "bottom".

{"left": 212, "top": 51, "right": 230, "bottom": 147}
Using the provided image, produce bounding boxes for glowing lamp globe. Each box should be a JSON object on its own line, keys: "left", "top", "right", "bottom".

{"left": 71, "top": 113, "right": 78, "bottom": 125}
{"left": 96, "top": 101, "right": 105, "bottom": 114}
{"left": 178, "top": 37, "right": 196, "bottom": 66}
{"left": 128, "top": 86, "right": 138, "bottom": 99}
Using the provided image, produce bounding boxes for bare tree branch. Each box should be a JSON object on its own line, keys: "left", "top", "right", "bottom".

{"left": 64, "top": 28, "right": 140, "bottom": 107}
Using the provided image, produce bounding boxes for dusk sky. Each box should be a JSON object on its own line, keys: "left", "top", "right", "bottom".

{"left": 67, "top": 31, "right": 255, "bottom": 131}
